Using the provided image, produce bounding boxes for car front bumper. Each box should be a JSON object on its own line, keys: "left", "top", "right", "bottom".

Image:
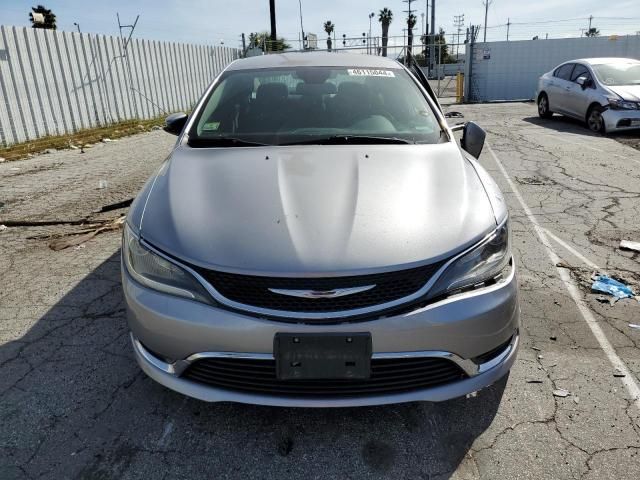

{"left": 602, "top": 108, "right": 640, "bottom": 132}
{"left": 122, "top": 260, "right": 520, "bottom": 407}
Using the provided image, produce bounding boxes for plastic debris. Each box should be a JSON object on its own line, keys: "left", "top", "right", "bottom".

{"left": 629, "top": 324, "right": 640, "bottom": 329}
{"left": 0, "top": 157, "right": 5, "bottom": 162}
{"left": 466, "top": 391, "right": 478, "bottom": 399}
{"left": 591, "top": 274, "right": 635, "bottom": 302}
{"left": 0, "top": 224, "right": 7, "bottom": 231}
{"left": 573, "top": 396, "right": 580, "bottom": 404}
{"left": 102, "top": 138, "right": 113, "bottom": 142}
{"left": 98, "top": 180, "right": 108, "bottom": 189}
{"left": 553, "top": 388, "right": 570, "bottom": 398}
{"left": 620, "top": 240, "right": 640, "bottom": 253}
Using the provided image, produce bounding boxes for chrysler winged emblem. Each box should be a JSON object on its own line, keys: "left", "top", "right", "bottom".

{"left": 268, "top": 285, "right": 376, "bottom": 299}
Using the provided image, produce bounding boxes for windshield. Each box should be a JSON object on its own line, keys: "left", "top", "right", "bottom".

{"left": 188, "top": 66, "right": 443, "bottom": 146}
{"left": 592, "top": 62, "right": 640, "bottom": 86}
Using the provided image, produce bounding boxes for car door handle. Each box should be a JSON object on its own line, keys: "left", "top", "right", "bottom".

{"left": 565, "top": 86, "right": 571, "bottom": 91}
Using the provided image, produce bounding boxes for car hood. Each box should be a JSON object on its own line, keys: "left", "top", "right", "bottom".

{"left": 607, "top": 85, "right": 640, "bottom": 102}
{"left": 139, "top": 143, "right": 497, "bottom": 274}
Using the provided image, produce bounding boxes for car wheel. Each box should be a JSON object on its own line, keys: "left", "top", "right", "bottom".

{"left": 537, "top": 93, "right": 553, "bottom": 119}
{"left": 586, "top": 105, "right": 606, "bottom": 134}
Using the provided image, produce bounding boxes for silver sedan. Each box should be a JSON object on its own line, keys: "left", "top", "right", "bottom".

{"left": 537, "top": 57, "right": 640, "bottom": 133}
{"left": 122, "top": 52, "right": 519, "bottom": 407}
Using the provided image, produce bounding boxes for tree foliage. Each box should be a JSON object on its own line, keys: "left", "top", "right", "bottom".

{"left": 585, "top": 27, "right": 600, "bottom": 37}
{"left": 419, "top": 28, "right": 457, "bottom": 65}
{"left": 29, "top": 4, "right": 56, "bottom": 30}
{"left": 249, "top": 32, "right": 291, "bottom": 52}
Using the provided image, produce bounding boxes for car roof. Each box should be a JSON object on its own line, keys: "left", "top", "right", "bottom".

{"left": 226, "top": 52, "right": 403, "bottom": 71}
{"left": 571, "top": 57, "right": 640, "bottom": 66}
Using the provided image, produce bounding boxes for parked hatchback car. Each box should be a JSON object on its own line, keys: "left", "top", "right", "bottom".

{"left": 122, "top": 52, "right": 519, "bottom": 407}
{"left": 537, "top": 57, "right": 640, "bottom": 133}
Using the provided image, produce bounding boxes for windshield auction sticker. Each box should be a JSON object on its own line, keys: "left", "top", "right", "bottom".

{"left": 347, "top": 69, "right": 395, "bottom": 77}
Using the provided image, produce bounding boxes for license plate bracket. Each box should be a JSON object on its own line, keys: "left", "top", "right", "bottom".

{"left": 274, "top": 332, "right": 372, "bottom": 381}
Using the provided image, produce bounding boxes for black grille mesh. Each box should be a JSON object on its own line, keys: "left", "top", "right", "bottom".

{"left": 196, "top": 262, "right": 445, "bottom": 314}
{"left": 182, "top": 357, "right": 467, "bottom": 397}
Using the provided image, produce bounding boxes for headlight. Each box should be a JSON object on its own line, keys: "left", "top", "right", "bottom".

{"left": 607, "top": 97, "right": 639, "bottom": 110}
{"left": 123, "top": 224, "right": 213, "bottom": 304}
{"left": 429, "top": 221, "right": 511, "bottom": 297}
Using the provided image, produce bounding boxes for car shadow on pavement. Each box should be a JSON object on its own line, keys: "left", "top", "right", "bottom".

{"left": 1, "top": 251, "right": 507, "bottom": 479}
{"left": 523, "top": 115, "right": 640, "bottom": 142}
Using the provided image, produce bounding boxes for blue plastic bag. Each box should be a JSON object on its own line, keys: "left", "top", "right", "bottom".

{"left": 591, "top": 274, "right": 635, "bottom": 301}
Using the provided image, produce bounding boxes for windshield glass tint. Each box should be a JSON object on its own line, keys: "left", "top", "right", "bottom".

{"left": 189, "top": 66, "right": 442, "bottom": 145}
{"left": 592, "top": 63, "right": 640, "bottom": 86}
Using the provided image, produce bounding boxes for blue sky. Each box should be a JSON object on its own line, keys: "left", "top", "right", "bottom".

{"left": 2, "top": 0, "right": 639, "bottom": 48}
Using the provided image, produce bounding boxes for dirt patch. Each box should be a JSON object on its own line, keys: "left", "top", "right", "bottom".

{"left": 0, "top": 117, "right": 165, "bottom": 162}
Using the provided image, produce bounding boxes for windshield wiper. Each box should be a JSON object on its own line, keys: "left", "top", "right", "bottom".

{"left": 188, "top": 137, "right": 269, "bottom": 148}
{"left": 281, "top": 135, "right": 413, "bottom": 146}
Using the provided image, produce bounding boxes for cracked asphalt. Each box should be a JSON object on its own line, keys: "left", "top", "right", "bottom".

{"left": 1, "top": 104, "right": 640, "bottom": 479}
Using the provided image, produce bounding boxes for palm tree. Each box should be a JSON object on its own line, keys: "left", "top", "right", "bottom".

{"left": 378, "top": 8, "right": 393, "bottom": 57}
{"left": 324, "top": 21, "right": 335, "bottom": 51}
{"left": 29, "top": 5, "right": 57, "bottom": 30}
{"left": 407, "top": 13, "right": 417, "bottom": 56}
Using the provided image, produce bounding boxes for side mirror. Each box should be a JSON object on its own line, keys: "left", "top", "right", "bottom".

{"left": 461, "top": 121, "right": 486, "bottom": 158}
{"left": 164, "top": 112, "right": 188, "bottom": 135}
{"left": 576, "top": 76, "right": 587, "bottom": 89}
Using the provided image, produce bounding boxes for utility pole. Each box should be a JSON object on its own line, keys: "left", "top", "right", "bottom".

{"left": 453, "top": 14, "right": 464, "bottom": 58}
{"left": 430, "top": 0, "right": 436, "bottom": 74}
{"left": 588, "top": 15, "right": 593, "bottom": 31}
{"left": 297, "top": 0, "right": 305, "bottom": 50}
{"left": 241, "top": 33, "right": 246, "bottom": 56}
{"left": 506, "top": 18, "right": 510, "bottom": 41}
{"left": 482, "top": 0, "right": 493, "bottom": 43}
{"left": 269, "top": 0, "right": 276, "bottom": 43}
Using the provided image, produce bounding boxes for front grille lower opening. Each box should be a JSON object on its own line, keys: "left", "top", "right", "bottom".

{"left": 182, "top": 356, "right": 468, "bottom": 397}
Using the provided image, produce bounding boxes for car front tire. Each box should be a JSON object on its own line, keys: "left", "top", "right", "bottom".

{"left": 586, "top": 105, "right": 606, "bottom": 134}
{"left": 537, "top": 93, "right": 553, "bottom": 119}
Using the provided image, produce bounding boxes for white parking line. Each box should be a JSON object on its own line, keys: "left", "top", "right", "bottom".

{"left": 487, "top": 143, "right": 640, "bottom": 409}
{"left": 542, "top": 228, "right": 601, "bottom": 270}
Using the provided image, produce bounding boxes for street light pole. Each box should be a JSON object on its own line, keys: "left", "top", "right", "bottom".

{"left": 298, "top": 0, "right": 305, "bottom": 50}
{"left": 73, "top": 22, "right": 81, "bottom": 33}
{"left": 368, "top": 12, "right": 374, "bottom": 54}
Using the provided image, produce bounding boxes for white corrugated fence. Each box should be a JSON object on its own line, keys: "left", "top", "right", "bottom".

{"left": 0, "top": 25, "right": 240, "bottom": 146}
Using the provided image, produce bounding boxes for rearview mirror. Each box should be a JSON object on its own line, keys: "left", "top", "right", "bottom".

{"left": 461, "top": 121, "right": 486, "bottom": 158}
{"left": 164, "top": 112, "right": 188, "bottom": 136}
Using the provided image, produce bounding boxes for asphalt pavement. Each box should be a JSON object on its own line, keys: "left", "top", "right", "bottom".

{"left": 1, "top": 104, "right": 640, "bottom": 479}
